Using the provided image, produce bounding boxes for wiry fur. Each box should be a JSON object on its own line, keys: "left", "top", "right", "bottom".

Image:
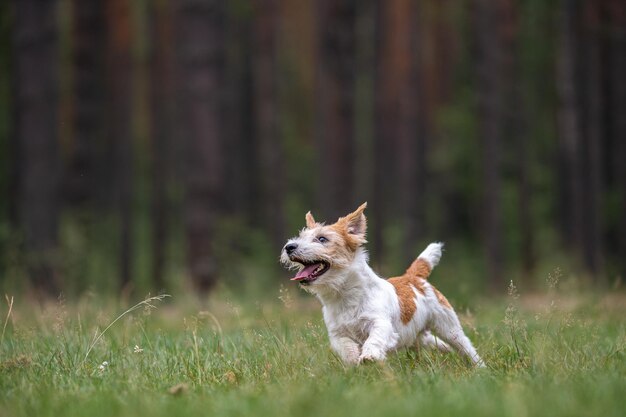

{"left": 281, "top": 203, "right": 484, "bottom": 367}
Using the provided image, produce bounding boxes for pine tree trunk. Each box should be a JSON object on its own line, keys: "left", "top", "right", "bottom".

{"left": 580, "top": 0, "right": 604, "bottom": 277}
{"left": 372, "top": 0, "right": 393, "bottom": 266}
{"left": 68, "top": 0, "right": 104, "bottom": 208}
{"left": 149, "top": 0, "right": 175, "bottom": 292}
{"left": 253, "top": 0, "right": 285, "bottom": 251}
{"left": 501, "top": 0, "right": 534, "bottom": 276}
{"left": 397, "top": 23, "right": 422, "bottom": 266}
{"left": 375, "top": 0, "right": 422, "bottom": 265}
{"left": 3, "top": 0, "right": 18, "bottom": 236}
{"left": 316, "top": 0, "right": 357, "bottom": 220}
{"left": 474, "top": 0, "right": 504, "bottom": 291}
{"left": 105, "top": 0, "right": 134, "bottom": 292}
{"left": 608, "top": 0, "right": 626, "bottom": 279}
{"left": 176, "top": 0, "right": 223, "bottom": 294}
{"left": 12, "top": 0, "right": 61, "bottom": 296}
{"left": 556, "top": 0, "right": 585, "bottom": 268}
{"left": 222, "top": 8, "right": 255, "bottom": 221}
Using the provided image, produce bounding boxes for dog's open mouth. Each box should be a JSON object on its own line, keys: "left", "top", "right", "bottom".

{"left": 290, "top": 260, "right": 330, "bottom": 285}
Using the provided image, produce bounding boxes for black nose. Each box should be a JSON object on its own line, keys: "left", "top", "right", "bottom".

{"left": 285, "top": 243, "right": 298, "bottom": 254}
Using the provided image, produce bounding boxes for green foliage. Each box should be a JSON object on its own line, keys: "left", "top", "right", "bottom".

{"left": 1, "top": 286, "right": 625, "bottom": 417}
{"left": 213, "top": 215, "right": 282, "bottom": 294}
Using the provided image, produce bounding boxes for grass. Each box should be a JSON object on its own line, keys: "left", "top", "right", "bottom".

{"left": 0, "top": 282, "right": 625, "bottom": 417}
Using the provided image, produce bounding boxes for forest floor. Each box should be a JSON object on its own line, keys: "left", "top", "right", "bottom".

{"left": 0, "top": 286, "right": 625, "bottom": 417}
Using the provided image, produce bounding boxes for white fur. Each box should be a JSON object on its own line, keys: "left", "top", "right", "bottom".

{"left": 282, "top": 240, "right": 484, "bottom": 367}
{"left": 418, "top": 242, "right": 444, "bottom": 269}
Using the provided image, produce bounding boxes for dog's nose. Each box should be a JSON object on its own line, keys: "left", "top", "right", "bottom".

{"left": 285, "top": 243, "right": 298, "bottom": 254}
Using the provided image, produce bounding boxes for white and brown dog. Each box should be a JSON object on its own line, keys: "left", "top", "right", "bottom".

{"left": 280, "top": 202, "right": 484, "bottom": 366}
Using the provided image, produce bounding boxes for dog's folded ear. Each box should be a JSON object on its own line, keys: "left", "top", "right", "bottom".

{"left": 344, "top": 202, "right": 367, "bottom": 238}
{"left": 305, "top": 211, "right": 317, "bottom": 229}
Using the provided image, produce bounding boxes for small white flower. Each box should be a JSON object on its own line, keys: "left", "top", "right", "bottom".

{"left": 133, "top": 345, "right": 144, "bottom": 354}
{"left": 98, "top": 361, "right": 109, "bottom": 372}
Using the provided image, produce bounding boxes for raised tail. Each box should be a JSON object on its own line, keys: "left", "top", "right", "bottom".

{"left": 405, "top": 242, "right": 444, "bottom": 279}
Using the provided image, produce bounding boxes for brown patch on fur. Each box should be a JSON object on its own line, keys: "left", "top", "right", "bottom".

{"left": 388, "top": 255, "right": 453, "bottom": 323}
{"left": 405, "top": 258, "right": 432, "bottom": 278}
{"left": 388, "top": 277, "right": 418, "bottom": 324}
{"left": 328, "top": 203, "right": 368, "bottom": 252}
{"left": 433, "top": 287, "right": 452, "bottom": 309}
{"left": 387, "top": 272, "right": 426, "bottom": 324}
{"left": 328, "top": 223, "right": 362, "bottom": 252}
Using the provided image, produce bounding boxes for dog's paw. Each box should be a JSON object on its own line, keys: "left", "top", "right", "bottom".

{"left": 358, "top": 348, "right": 386, "bottom": 363}
{"left": 341, "top": 352, "right": 360, "bottom": 366}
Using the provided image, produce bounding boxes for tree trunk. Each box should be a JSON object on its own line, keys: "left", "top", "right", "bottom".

{"left": 316, "top": 0, "right": 357, "bottom": 220}
{"left": 556, "top": 0, "right": 585, "bottom": 270}
{"left": 253, "top": 0, "right": 285, "bottom": 251}
{"left": 105, "top": 0, "right": 134, "bottom": 292}
{"left": 1, "top": 0, "right": 17, "bottom": 234}
{"left": 608, "top": 0, "right": 626, "bottom": 279}
{"left": 474, "top": 0, "right": 504, "bottom": 291}
{"left": 375, "top": 0, "right": 422, "bottom": 265}
{"left": 517, "top": 124, "right": 534, "bottom": 275}
{"left": 580, "top": 0, "right": 604, "bottom": 277}
{"left": 68, "top": 0, "right": 105, "bottom": 208}
{"left": 501, "top": 0, "right": 534, "bottom": 276}
{"left": 149, "top": 0, "right": 175, "bottom": 292}
{"left": 222, "top": 7, "right": 255, "bottom": 222}
{"left": 397, "top": 16, "right": 422, "bottom": 266}
{"left": 12, "top": 0, "right": 61, "bottom": 296}
{"left": 372, "top": 0, "right": 392, "bottom": 266}
{"left": 176, "top": 0, "right": 223, "bottom": 294}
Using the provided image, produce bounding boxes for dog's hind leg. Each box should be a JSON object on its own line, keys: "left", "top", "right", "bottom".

{"left": 418, "top": 330, "right": 452, "bottom": 353}
{"left": 430, "top": 310, "right": 485, "bottom": 367}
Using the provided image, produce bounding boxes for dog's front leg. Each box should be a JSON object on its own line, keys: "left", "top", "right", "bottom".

{"left": 359, "top": 320, "right": 397, "bottom": 363}
{"left": 330, "top": 335, "right": 361, "bottom": 365}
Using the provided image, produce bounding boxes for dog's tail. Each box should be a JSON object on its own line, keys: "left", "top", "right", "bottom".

{"left": 405, "top": 242, "right": 444, "bottom": 279}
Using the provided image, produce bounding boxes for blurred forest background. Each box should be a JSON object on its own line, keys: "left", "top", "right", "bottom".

{"left": 0, "top": 0, "right": 624, "bottom": 300}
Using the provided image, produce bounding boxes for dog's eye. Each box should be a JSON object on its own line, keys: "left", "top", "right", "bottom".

{"left": 317, "top": 236, "right": 328, "bottom": 243}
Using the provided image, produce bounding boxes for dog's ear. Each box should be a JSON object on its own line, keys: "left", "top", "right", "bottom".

{"left": 344, "top": 202, "right": 367, "bottom": 237}
{"left": 305, "top": 211, "right": 317, "bottom": 229}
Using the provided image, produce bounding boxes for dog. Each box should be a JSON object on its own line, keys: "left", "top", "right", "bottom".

{"left": 280, "top": 202, "right": 484, "bottom": 366}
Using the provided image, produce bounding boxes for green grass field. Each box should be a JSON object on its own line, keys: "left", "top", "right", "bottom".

{"left": 1, "top": 284, "right": 625, "bottom": 417}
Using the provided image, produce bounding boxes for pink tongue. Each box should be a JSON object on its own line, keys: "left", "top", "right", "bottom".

{"left": 292, "top": 264, "right": 320, "bottom": 281}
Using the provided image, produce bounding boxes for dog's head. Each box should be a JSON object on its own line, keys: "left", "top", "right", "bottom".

{"left": 280, "top": 202, "right": 368, "bottom": 287}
